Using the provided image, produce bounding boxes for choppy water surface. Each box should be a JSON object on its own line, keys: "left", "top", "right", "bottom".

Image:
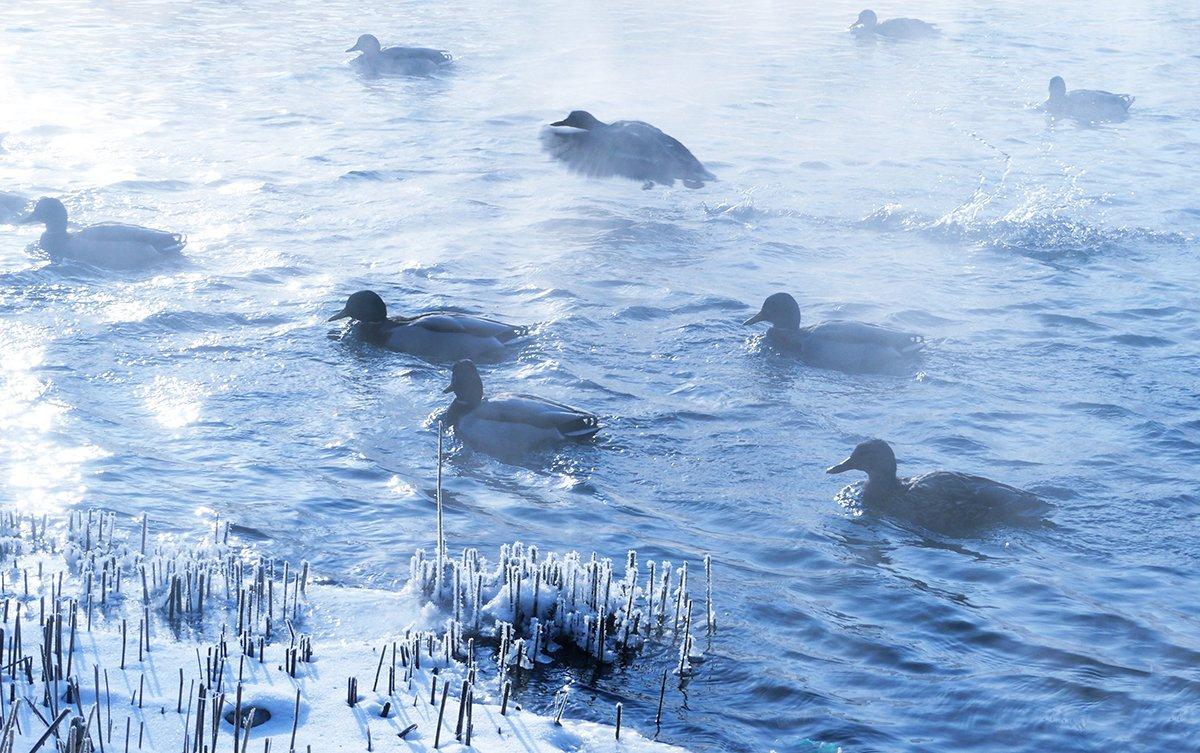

{"left": 2, "top": 1, "right": 1199, "bottom": 750}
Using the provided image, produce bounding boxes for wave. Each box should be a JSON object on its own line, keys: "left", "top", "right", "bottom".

{"left": 860, "top": 189, "right": 1191, "bottom": 259}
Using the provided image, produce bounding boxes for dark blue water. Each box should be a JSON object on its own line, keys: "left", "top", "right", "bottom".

{"left": 1, "top": 1, "right": 1198, "bottom": 750}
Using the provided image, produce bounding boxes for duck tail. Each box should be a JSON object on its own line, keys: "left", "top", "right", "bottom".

{"left": 560, "top": 414, "right": 601, "bottom": 439}
{"left": 163, "top": 233, "right": 187, "bottom": 254}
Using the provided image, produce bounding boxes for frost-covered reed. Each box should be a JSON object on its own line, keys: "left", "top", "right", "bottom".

{"left": 410, "top": 543, "right": 707, "bottom": 671}
{"left": 409, "top": 432, "right": 714, "bottom": 677}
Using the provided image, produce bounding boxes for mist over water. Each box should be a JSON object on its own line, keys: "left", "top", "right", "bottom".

{"left": 2, "top": 0, "right": 1199, "bottom": 751}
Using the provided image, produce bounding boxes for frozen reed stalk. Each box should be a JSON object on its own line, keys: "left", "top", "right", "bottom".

{"left": 704, "top": 553, "right": 716, "bottom": 634}
{"left": 655, "top": 668, "right": 667, "bottom": 730}
{"left": 464, "top": 687, "right": 474, "bottom": 746}
{"left": 553, "top": 683, "right": 570, "bottom": 726}
{"left": 288, "top": 689, "right": 300, "bottom": 753}
{"left": 615, "top": 702, "right": 622, "bottom": 740}
{"left": 435, "top": 425, "right": 446, "bottom": 600}
{"left": 676, "top": 597, "right": 694, "bottom": 676}
{"left": 673, "top": 563, "right": 688, "bottom": 636}
{"left": 433, "top": 683, "right": 449, "bottom": 749}
{"left": 454, "top": 680, "right": 469, "bottom": 739}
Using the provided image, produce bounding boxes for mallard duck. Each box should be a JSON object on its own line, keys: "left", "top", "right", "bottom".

{"left": 17, "top": 197, "right": 185, "bottom": 267}
{"left": 743, "top": 293, "right": 922, "bottom": 373}
{"left": 328, "top": 290, "right": 527, "bottom": 362}
{"left": 1044, "top": 76, "right": 1132, "bottom": 122}
{"left": 850, "top": 10, "right": 938, "bottom": 39}
{"left": 827, "top": 439, "right": 1047, "bottom": 529}
{"left": 541, "top": 110, "right": 716, "bottom": 189}
{"left": 346, "top": 34, "right": 452, "bottom": 76}
{"left": 441, "top": 359, "right": 600, "bottom": 454}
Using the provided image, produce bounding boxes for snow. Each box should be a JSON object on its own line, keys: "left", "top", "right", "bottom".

{"left": 0, "top": 511, "right": 692, "bottom": 753}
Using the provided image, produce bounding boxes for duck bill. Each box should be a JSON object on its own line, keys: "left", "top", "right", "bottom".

{"left": 742, "top": 311, "right": 766, "bottom": 326}
{"left": 549, "top": 119, "right": 568, "bottom": 127}
{"left": 442, "top": 384, "right": 456, "bottom": 394}
{"left": 16, "top": 212, "right": 40, "bottom": 225}
{"left": 826, "top": 458, "right": 856, "bottom": 474}
{"left": 327, "top": 308, "right": 351, "bottom": 322}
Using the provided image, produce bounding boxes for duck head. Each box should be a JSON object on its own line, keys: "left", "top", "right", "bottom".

{"left": 328, "top": 290, "right": 388, "bottom": 323}
{"left": 1048, "top": 76, "right": 1067, "bottom": 101}
{"left": 851, "top": 9, "right": 878, "bottom": 30}
{"left": 18, "top": 197, "right": 68, "bottom": 233}
{"left": 347, "top": 34, "right": 382, "bottom": 54}
{"left": 743, "top": 292, "right": 802, "bottom": 329}
{"left": 443, "top": 359, "right": 485, "bottom": 415}
{"left": 827, "top": 439, "right": 898, "bottom": 483}
{"left": 550, "top": 111, "right": 605, "bottom": 130}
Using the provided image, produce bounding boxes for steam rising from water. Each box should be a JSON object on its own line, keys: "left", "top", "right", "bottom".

{"left": 1, "top": 0, "right": 1199, "bottom": 751}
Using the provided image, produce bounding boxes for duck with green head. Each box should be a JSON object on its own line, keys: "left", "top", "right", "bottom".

{"left": 328, "top": 290, "right": 527, "bottom": 363}
{"left": 17, "top": 197, "right": 185, "bottom": 268}
{"left": 850, "top": 10, "right": 939, "bottom": 39}
{"left": 441, "top": 359, "right": 600, "bottom": 456}
{"left": 345, "top": 34, "right": 452, "bottom": 76}
{"left": 743, "top": 292, "right": 923, "bottom": 373}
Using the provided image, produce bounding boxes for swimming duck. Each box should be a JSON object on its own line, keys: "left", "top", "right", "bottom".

{"left": 346, "top": 34, "right": 452, "bottom": 76}
{"left": 541, "top": 110, "right": 716, "bottom": 189}
{"left": 441, "top": 359, "right": 600, "bottom": 455}
{"left": 328, "top": 290, "right": 527, "bottom": 362}
{"left": 827, "top": 439, "right": 1047, "bottom": 529}
{"left": 17, "top": 197, "right": 185, "bottom": 267}
{"left": 743, "top": 293, "right": 922, "bottom": 373}
{"left": 1044, "top": 76, "right": 1132, "bottom": 122}
{"left": 850, "top": 10, "right": 938, "bottom": 39}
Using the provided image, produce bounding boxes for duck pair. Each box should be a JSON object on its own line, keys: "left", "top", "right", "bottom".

{"left": 849, "top": 12, "right": 1132, "bottom": 123}
{"left": 328, "top": 289, "right": 926, "bottom": 377}
{"left": 341, "top": 35, "right": 714, "bottom": 189}
{"left": 328, "top": 290, "right": 599, "bottom": 453}
{"left": 744, "top": 305, "right": 1044, "bottom": 523}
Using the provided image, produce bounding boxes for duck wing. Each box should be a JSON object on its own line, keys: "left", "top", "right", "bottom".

{"left": 1069, "top": 89, "right": 1133, "bottom": 112}
{"left": 878, "top": 18, "right": 938, "bottom": 38}
{"left": 904, "top": 471, "right": 1046, "bottom": 525}
{"left": 381, "top": 46, "right": 452, "bottom": 64}
{"left": 619, "top": 121, "right": 714, "bottom": 182}
{"left": 804, "top": 321, "right": 924, "bottom": 354}
{"left": 410, "top": 313, "right": 527, "bottom": 342}
{"left": 542, "top": 122, "right": 676, "bottom": 185}
{"left": 78, "top": 223, "right": 186, "bottom": 253}
{"left": 477, "top": 395, "right": 600, "bottom": 437}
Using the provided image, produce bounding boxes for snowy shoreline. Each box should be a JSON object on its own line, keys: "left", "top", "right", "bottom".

{"left": 0, "top": 510, "right": 702, "bottom": 752}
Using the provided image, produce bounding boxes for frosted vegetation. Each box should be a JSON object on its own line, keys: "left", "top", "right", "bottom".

{"left": 0, "top": 508, "right": 708, "bottom": 752}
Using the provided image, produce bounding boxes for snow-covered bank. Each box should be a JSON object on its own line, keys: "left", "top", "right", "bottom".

{"left": 0, "top": 511, "right": 695, "bottom": 752}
